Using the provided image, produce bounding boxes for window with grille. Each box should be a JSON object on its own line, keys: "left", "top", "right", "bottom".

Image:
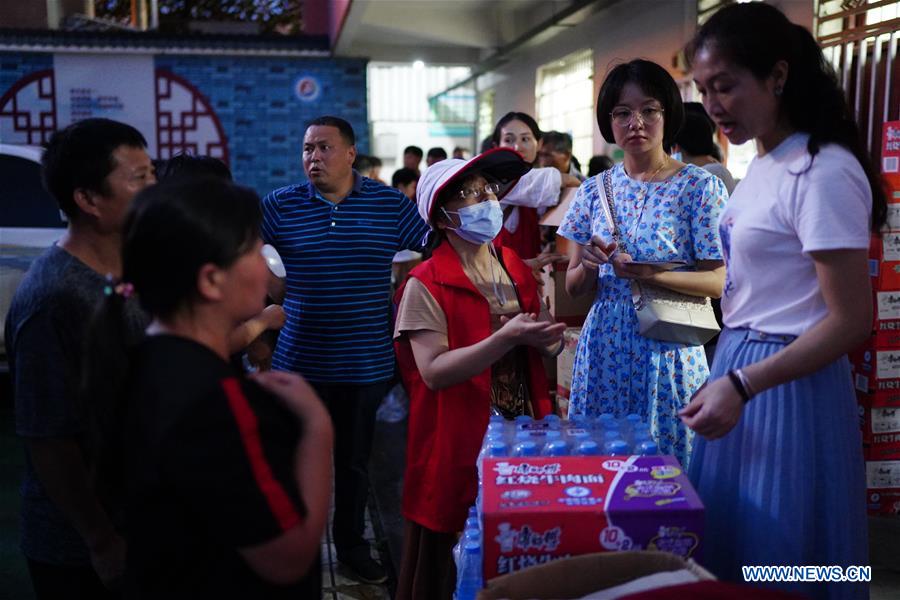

{"left": 535, "top": 49, "right": 594, "bottom": 170}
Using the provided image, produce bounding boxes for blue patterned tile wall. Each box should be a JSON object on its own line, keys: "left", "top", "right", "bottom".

{"left": 0, "top": 51, "right": 368, "bottom": 197}
{"left": 155, "top": 55, "right": 369, "bottom": 196}
{"left": 0, "top": 52, "right": 53, "bottom": 104}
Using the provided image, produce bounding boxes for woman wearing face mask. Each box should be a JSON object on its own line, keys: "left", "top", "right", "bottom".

{"left": 559, "top": 60, "right": 728, "bottom": 467}
{"left": 681, "top": 4, "right": 885, "bottom": 597}
{"left": 491, "top": 112, "right": 580, "bottom": 262}
{"left": 393, "top": 148, "right": 566, "bottom": 600}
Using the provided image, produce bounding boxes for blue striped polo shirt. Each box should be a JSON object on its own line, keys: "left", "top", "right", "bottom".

{"left": 261, "top": 172, "right": 430, "bottom": 384}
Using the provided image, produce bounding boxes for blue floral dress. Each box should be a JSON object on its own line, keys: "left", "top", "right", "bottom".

{"left": 557, "top": 163, "right": 727, "bottom": 466}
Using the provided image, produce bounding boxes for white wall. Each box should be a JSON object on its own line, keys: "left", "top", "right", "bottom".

{"left": 477, "top": 0, "right": 815, "bottom": 158}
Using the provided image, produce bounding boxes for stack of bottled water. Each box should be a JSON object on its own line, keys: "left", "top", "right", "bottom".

{"left": 479, "top": 413, "right": 658, "bottom": 462}
{"left": 453, "top": 506, "right": 482, "bottom": 600}
{"left": 457, "top": 414, "right": 660, "bottom": 598}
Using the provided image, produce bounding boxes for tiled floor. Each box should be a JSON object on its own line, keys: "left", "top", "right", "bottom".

{"left": 320, "top": 505, "right": 392, "bottom": 600}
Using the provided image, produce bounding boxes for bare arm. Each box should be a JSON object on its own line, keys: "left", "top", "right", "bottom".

{"left": 617, "top": 258, "right": 725, "bottom": 298}
{"left": 239, "top": 372, "right": 334, "bottom": 584}
{"left": 27, "top": 438, "right": 124, "bottom": 585}
{"left": 565, "top": 235, "right": 617, "bottom": 298}
{"left": 681, "top": 250, "right": 871, "bottom": 439}
{"left": 227, "top": 305, "right": 285, "bottom": 355}
{"left": 408, "top": 314, "right": 566, "bottom": 390}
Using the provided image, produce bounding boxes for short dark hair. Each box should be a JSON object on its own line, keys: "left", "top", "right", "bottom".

{"left": 587, "top": 155, "right": 614, "bottom": 177}
{"left": 156, "top": 153, "right": 232, "bottom": 182}
{"left": 541, "top": 131, "right": 573, "bottom": 154}
{"left": 42, "top": 118, "right": 147, "bottom": 219}
{"left": 307, "top": 115, "right": 355, "bottom": 146}
{"left": 674, "top": 103, "right": 718, "bottom": 157}
{"left": 491, "top": 112, "right": 542, "bottom": 147}
{"left": 392, "top": 167, "right": 419, "bottom": 187}
{"left": 426, "top": 147, "right": 447, "bottom": 160}
{"left": 596, "top": 59, "right": 684, "bottom": 153}
{"left": 353, "top": 154, "right": 375, "bottom": 173}
{"left": 403, "top": 145, "right": 423, "bottom": 158}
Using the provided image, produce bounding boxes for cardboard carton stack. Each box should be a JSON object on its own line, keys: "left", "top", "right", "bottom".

{"left": 851, "top": 121, "right": 900, "bottom": 516}
{"left": 539, "top": 188, "right": 592, "bottom": 417}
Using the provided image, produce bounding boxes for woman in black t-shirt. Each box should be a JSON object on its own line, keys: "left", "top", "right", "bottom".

{"left": 84, "top": 178, "right": 333, "bottom": 599}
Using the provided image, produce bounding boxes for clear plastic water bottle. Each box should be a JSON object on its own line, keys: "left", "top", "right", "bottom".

{"left": 574, "top": 440, "right": 601, "bottom": 456}
{"left": 513, "top": 441, "right": 539, "bottom": 457}
{"left": 543, "top": 439, "right": 570, "bottom": 456}
{"left": 636, "top": 440, "right": 659, "bottom": 455}
{"left": 604, "top": 439, "right": 630, "bottom": 455}
{"left": 456, "top": 539, "right": 483, "bottom": 600}
{"left": 375, "top": 383, "right": 408, "bottom": 423}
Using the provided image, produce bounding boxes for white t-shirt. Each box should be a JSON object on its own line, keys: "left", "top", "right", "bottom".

{"left": 719, "top": 133, "right": 871, "bottom": 336}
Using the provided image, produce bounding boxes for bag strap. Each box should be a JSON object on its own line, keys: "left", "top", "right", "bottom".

{"left": 599, "top": 170, "right": 624, "bottom": 252}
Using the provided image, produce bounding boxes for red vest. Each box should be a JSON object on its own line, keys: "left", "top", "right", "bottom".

{"left": 394, "top": 240, "right": 552, "bottom": 533}
{"left": 494, "top": 206, "right": 542, "bottom": 260}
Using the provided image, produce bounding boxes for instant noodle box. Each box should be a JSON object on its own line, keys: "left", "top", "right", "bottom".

{"left": 480, "top": 455, "right": 704, "bottom": 580}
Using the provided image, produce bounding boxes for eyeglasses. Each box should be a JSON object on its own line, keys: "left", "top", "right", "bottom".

{"left": 610, "top": 106, "right": 665, "bottom": 128}
{"left": 458, "top": 182, "right": 501, "bottom": 201}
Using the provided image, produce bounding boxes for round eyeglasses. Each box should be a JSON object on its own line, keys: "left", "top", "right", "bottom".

{"left": 610, "top": 106, "right": 665, "bottom": 128}
{"left": 458, "top": 182, "right": 501, "bottom": 201}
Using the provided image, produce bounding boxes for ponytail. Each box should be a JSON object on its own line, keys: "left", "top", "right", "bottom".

{"left": 687, "top": 2, "right": 888, "bottom": 232}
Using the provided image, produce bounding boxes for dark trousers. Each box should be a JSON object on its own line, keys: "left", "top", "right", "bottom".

{"left": 27, "top": 559, "right": 118, "bottom": 600}
{"left": 312, "top": 380, "right": 390, "bottom": 557}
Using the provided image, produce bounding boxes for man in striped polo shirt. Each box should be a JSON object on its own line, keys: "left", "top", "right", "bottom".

{"left": 261, "top": 116, "right": 429, "bottom": 583}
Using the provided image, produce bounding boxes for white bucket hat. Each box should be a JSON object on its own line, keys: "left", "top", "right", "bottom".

{"left": 415, "top": 147, "right": 531, "bottom": 226}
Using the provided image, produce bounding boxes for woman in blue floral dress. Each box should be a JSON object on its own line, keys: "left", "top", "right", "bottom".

{"left": 558, "top": 60, "right": 727, "bottom": 466}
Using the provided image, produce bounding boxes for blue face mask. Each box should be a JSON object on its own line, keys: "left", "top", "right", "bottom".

{"left": 442, "top": 200, "right": 504, "bottom": 245}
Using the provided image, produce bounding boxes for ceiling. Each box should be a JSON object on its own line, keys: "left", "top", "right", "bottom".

{"left": 333, "top": 0, "right": 607, "bottom": 64}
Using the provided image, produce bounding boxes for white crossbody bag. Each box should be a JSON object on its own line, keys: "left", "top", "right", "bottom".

{"left": 599, "top": 170, "right": 720, "bottom": 346}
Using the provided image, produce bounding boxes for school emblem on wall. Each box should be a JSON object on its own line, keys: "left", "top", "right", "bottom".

{"left": 0, "top": 58, "right": 228, "bottom": 165}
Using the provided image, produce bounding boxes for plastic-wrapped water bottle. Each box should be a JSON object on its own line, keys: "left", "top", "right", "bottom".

{"left": 512, "top": 441, "right": 539, "bottom": 457}
{"left": 456, "top": 539, "right": 483, "bottom": 600}
{"left": 541, "top": 414, "right": 562, "bottom": 428}
{"left": 574, "top": 440, "right": 601, "bottom": 456}
{"left": 604, "top": 439, "right": 630, "bottom": 455}
{"left": 543, "top": 439, "right": 570, "bottom": 456}
{"left": 515, "top": 415, "right": 533, "bottom": 424}
{"left": 636, "top": 440, "right": 659, "bottom": 455}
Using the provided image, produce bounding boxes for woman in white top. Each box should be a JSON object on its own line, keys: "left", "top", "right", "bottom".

{"left": 682, "top": 4, "right": 887, "bottom": 599}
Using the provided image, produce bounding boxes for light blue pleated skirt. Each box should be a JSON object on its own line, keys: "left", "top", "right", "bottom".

{"left": 689, "top": 327, "right": 868, "bottom": 600}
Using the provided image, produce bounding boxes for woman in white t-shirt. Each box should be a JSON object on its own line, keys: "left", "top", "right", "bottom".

{"left": 682, "top": 4, "right": 887, "bottom": 599}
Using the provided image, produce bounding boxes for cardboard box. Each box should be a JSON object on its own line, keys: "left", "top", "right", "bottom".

{"left": 849, "top": 343, "right": 900, "bottom": 405}
{"left": 555, "top": 328, "right": 580, "bottom": 414}
{"left": 480, "top": 455, "right": 704, "bottom": 581}
{"left": 867, "top": 406, "right": 900, "bottom": 460}
{"left": 867, "top": 459, "right": 900, "bottom": 489}
{"left": 866, "top": 488, "right": 900, "bottom": 516}
{"left": 542, "top": 269, "right": 594, "bottom": 327}
{"left": 869, "top": 235, "right": 900, "bottom": 291}
{"left": 477, "top": 551, "right": 713, "bottom": 600}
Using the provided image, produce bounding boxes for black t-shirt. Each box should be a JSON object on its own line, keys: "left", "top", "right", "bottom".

{"left": 122, "top": 335, "right": 319, "bottom": 599}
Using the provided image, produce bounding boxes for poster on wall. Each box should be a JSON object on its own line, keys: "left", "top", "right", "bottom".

{"left": 53, "top": 54, "right": 157, "bottom": 156}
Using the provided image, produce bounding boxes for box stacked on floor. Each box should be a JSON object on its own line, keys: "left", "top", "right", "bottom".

{"left": 453, "top": 414, "right": 705, "bottom": 599}
{"left": 851, "top": 120, "right": 900, "bottom": 516}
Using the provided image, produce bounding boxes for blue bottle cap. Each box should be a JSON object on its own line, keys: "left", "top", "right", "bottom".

{"left": 489, "top": 414, "right": 504, "bottom": 423}
{"left": 515, "top": 415, "right": 533, "bottom": 423}
{"left": 543, "top": 440, "right": 570, "bottom": 456}
{"left": 465, "top": 516, "right": 479, "bottom": 530}
{"left": 464, "top": 540, "right": 481, "bottom": 554}
{"left": 513, "top": 441, "right": 539, "bottom": 456}
{"left": 632, "top": 430, "right": 652, "bottom": 443}
{"left": 626, "top": 413, "right": 642, "bottom": 423}
{"left": 468, "top": 505, "right": 477, "bottom": 518}
{"left": 487, "top": 441, "right": 508, "bottom": 457}
{"left": 597, "top": 413, "right": 615, "bottom": 421}
{"left": 575, "top": 440, "right": 601, "bottom": 456}
{"left": 602, "top": 419, "right": 621, "bottom": 430}
{"left": 637, "top": 440, "right": 659, "bottom": 455}
{"left": 543, "top": 414, "right": 561, "bottom": 423}
{"left": 604, "top": 439, "right": 630, "bottom": 455}
{"left": 604, "top": 430, "right": 620, "bottom": 440}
